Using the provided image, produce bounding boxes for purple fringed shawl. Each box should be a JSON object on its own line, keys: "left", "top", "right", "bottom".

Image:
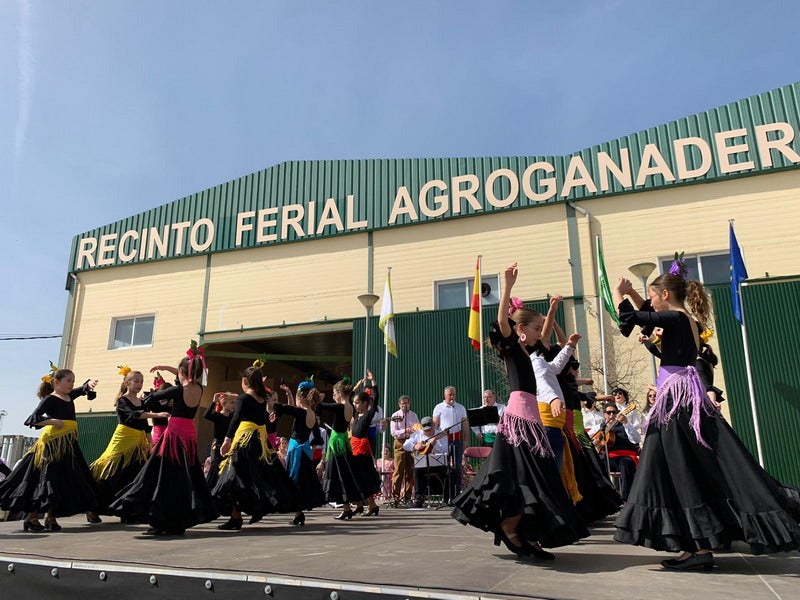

{"left": 650, "top": 365, "right": 718, "bottom": 448}
{"left": 496, "top": 390, "right": 554, "bottom": 457}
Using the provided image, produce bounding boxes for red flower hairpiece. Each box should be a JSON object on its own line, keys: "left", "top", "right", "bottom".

{"left": 508, "top": 297, "right": 523, "bottom": 316}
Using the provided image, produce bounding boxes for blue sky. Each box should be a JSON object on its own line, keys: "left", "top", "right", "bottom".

{"left": 0, "top": 1, "right": 797, "bottom": 437}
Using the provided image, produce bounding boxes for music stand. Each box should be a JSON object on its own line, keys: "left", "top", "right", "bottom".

{"left": 413, "top": 451, "right": 447, "bottom": 509}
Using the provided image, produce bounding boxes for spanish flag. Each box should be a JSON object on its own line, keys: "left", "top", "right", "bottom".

{"left": 468, "top": 257, "right": 482, "bottom": 350}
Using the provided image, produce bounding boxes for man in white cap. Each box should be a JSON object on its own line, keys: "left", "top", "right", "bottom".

{"left": 403, "top": 416, "right": 449, "bottom": 508}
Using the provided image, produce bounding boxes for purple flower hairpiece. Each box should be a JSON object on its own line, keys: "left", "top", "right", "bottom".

{"left": 669, "top": 251, "right": 688, "bottom": 280}
{"left": 508, "top": 297, "right": 523, "bottom": 316}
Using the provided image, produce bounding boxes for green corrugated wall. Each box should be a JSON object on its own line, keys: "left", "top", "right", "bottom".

{"left": 76, "top": 413, "right": 117, "bottom": 463}
{"left": 712, "top": 279, "right": 800, "bottom": 486}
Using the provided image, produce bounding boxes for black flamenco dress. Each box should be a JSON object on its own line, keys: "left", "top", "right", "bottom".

{"left": 320, "top": 402, "right": 370, "bottom": 504}
{"left": 0, "top": 383, "right": 99, "bottom": 517}
{"left": 203, "top": 402, "right": 232, "bottom": 490}
{"left": 562, "top": 380, "right": 623, "bottom": 522}
{"left": 109, "top": 384, "right": 218, "bottom": 534}
{"left": 90, "top": 396, "right": 151, "bottom": 515}
{"left": 349, "top": 405, "right": 382, "bottom": 498}
{"left": 451, "top": 327, "right": 590, "bottom": 548}
{"left": 274, "top": 403, "right": 325, "bottom": 511}
{"left": 613, "top": 300, "right": 800, "bottom": 554}
{"left": 211, "top": 394, "right": 299, "bottom": 517}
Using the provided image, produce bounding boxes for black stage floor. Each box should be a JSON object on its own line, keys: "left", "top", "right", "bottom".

{"left": 1, "top": 507, "right": 798, "bottom": 600}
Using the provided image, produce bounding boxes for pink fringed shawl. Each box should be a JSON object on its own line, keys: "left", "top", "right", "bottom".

{"left": 496, "top": 390, "right": 554, "bottom": 457}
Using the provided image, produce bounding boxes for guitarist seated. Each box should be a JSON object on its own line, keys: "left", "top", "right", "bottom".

{"left": 402, "top": 416, "right": 449, "bottom": 508}
{"left": 589, "top": 402, "right": 639, "bottom": 502}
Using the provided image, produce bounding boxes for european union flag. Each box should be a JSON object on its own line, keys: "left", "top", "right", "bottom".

{"left": 729, "top": 223, "right": 748, "bottom": 324}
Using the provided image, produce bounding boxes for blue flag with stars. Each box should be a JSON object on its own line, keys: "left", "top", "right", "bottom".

{"left": 729, "top": 223, "right": 748, "bottom": 324}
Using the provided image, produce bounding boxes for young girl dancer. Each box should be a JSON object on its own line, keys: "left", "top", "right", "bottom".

{"left": 0, "top": 367, "right": 99, "bottom": 532}
{"left": 109, "top": 346, "right": 218, "bottom": 535}
{"left": 144, "top": 372, "right": 171, "bottom": 450}
{"left": 320, "top": 378, "right": 371, "bottom": 520}
{"left": 349, "top": 391, "right": 382, "bottom": 516}
{"left": 273, "top": 381, "right": 325, "bottom": 526}
{"left": 212, "top": 364, "right": 298, "bottom": 529}
{"left": 204, "top": 391, "right": 237, "bottom": 489}
{"left": 89, "top": 368, "right": 168, "bottom": 522}
{"left": 451, "top": 263, "right": 589, "bottom": 558}
{"left": 612, "top": 266, "right": 800, "bottom": 570}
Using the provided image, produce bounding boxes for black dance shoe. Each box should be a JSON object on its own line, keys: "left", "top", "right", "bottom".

{"left": 23, "top": 519, "right": 45, "bottom": 533}
{"left": 44, "top": 518, "right": 62, "bottom": 532}
{"left": 217, "top": 517, "right": 243, "bottom": 530}
{"left": 352, "top": 505, "right": 364, "bottom": 515}
{"left": 661, "top": 553, "right": 714, "bottom": 572}
{"left": 291, "top": 512, "right": 306, "bottom": 526}
{"left": 334, "top": 509, "right": 354, "bottom": 520}
{"left": 523, "top": 541, "right": 555, "bottom": 561}
{"left": 363, "top": 506, "right": 379, "bottom": 517}
{"left": 493, "top": 529, "right": 531, "bottom": 557}
{"left": 248, "top": 514, "right": 263, "bottom": 525}
{"left": 86, "top": 512, "right": 103, "bottom": 524}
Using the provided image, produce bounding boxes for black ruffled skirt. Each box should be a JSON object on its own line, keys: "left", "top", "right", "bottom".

{"left": 205, "top": 446, "right": 223, "bottom": 490}
{"left": 614, "top": 408, "right": 800, "bottom": 554}
{"left": 323, "top": 451, "right": 371, "bottom": 504}
{"left": 351, "top": 454, "right": 382, "bottom": 498}
{"left": 211, "top": 435, "right": 299, "bottom": 516}
{"left": 570, "top": 437, "right": 622, "bottom": 522}
{"left": 0, "top": 438, "right": 98, "bottom": 517}
{"left": 286, "top": 448, "right": 325, "bottom": 511}
{"left": 451, "top": 434, "right": 590, "bottom": 548}
{"left": 95, "top": 456, "right": 147, "bottom": 515}
{"left": 109, "top": 436, "right": 218, "bottom": 533}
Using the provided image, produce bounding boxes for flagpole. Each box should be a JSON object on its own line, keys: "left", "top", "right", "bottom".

{"left": 595, "top": 235, "right": 610, "bottom": 394}
{"left": 380, "top": 267, "right": 393, "bottom": 467}
{"left": 738, "top": 292, "right": 764, "bottom": 466}
{"left": 478, "top": 255, "right": 485, "bottom": 396}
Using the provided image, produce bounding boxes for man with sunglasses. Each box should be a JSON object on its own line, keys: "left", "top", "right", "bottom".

{"left": 589, "top": 402, "right": 639, "bottom": 502}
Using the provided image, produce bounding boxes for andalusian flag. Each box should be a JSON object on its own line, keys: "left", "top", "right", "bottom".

{"left": 468, "top": 257, "right": 482, "bottom": 350}
{"left": 379, "top": 270, "right": 398, "bottom": 357}
{"left": 597, "top": 241, "right": 621, "bottom": 326}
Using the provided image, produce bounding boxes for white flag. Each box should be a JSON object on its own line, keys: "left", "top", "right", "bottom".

{"left": 378, "top": 270, "right": 397, "bottom": 357}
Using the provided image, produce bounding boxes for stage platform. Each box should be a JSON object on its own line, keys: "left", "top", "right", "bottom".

{"left": 1, "top": 507, "right": 798, "bottom": 600}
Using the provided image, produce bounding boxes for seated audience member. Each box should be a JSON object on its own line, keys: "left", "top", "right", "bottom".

{"left": 403, "top": 416, "right": 449, "bottom": 508}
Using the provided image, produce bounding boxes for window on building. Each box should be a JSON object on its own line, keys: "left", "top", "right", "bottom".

{"left": 435, "top": 275, "right": 500, "bottom": 309}
{"left": 658, "top": 252, "right": 730, "bottom": 285}
{"left": 110, "top": 315, "right": 155, "bottom": 349}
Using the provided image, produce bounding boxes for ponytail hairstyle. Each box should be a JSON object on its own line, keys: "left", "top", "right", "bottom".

{"left": 115, "top": 370, "right": 143, "bottom": 406}
{"left": 650, "top": 273, "right": 711, "bottom": 330}
{"left": 178, "top": 355, "right": 204, "bottom": 384}
{"left": 241, "top": 365, "right": 268, "bottom": 399}
{"left": 37, "top": 369, "right": 74, "bottom": 399}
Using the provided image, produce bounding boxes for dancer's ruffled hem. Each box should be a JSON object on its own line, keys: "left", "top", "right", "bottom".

{"left": 614, "top": 501, "right": 800, "bottom": 554}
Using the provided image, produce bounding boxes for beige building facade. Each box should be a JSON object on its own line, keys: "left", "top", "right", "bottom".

{"left": 62, "top": 83, "right": 800, "bottom": 474}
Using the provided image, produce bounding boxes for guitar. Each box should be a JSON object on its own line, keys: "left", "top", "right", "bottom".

{"left": 592, "top": 403, "right": 637, "bottom": 452}
{"left": 415, "top": 418, "right": 467, "bottom": 456}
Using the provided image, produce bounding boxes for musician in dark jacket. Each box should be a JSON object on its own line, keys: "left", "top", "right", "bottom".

{"left": 402, "top": 416, "right": 449, "bottom": 508}
{"left": 591, "top": 402, "right": 638, "bottom": 501}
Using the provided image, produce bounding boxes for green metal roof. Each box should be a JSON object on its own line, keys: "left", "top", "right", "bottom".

{"left": 70, "top": 82, "right": 800, "bottom": 272}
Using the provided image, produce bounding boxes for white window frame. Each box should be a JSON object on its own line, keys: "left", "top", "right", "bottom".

{"left": 658, "top": 251, "right": 730, "bottom": 285}
{"left": 434, "top": 274, "right": 500, "bottom": 310}
{"left": 108, "top": 314, "right": 156, "bottom": 350}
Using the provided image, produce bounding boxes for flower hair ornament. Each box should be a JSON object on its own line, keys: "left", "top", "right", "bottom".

{"left": 297, "top": 375, "right": 315, "bottom": 392}
{"left": 668, "top": 251, "right": 689, "bottom": 280}
{"left": 700, "top": 328, "right": 714, "bottom": 344}
{"left": 152, "top": 372, "right": 166, "bottom": 388}
{"left": 118, "top": 365, "right": 131, "bottom": 377}
{"left": 252, "top": 354, "right": 268, "bottom": 369}
{"left": 508, "top": 297, "right": 524, "bottom": 317}
{"left": 186, "top": 339, "right": 208, "bottom": 382}
{"left": 41, "top": 360, "right": 59, "bottom": 383}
